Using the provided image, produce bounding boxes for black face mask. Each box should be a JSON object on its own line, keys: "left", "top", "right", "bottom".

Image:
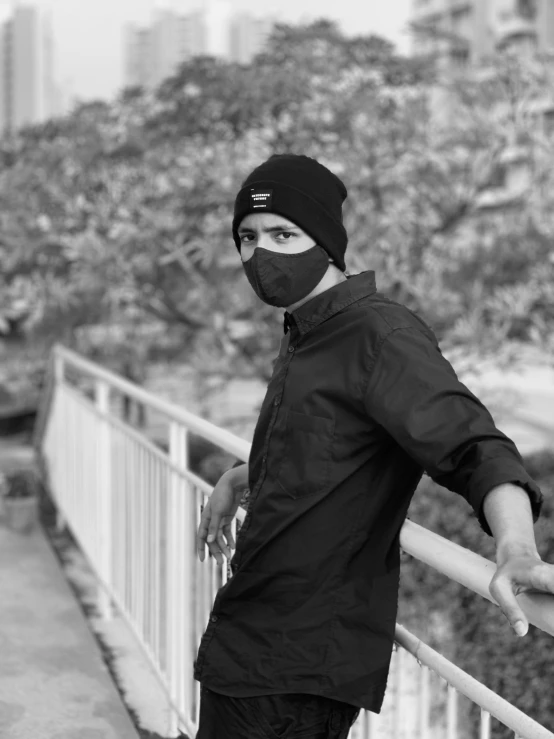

{"left": 242, "top": 245, "right": 330, "bottom": 308}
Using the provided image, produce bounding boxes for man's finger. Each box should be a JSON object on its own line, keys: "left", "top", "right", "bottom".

{"left": 222, "top": 522, "right": 236, "bottom": 550}
{"left": 520, "top": 561, "right": 554, "bottom": 595}
{"left": 197, "top": 504, "right": 211, "bottom": 562}
{"left": 490, "top": 574, "right": 528, "bottom": 636}
{"left": 217, "top": 531, "right": 232, "bottom": 560}
{"left": 207, "top": 513, "right": 222, "bottom": 547}
{"left": 208, "top": 542, "right": 224, "bottom": 566}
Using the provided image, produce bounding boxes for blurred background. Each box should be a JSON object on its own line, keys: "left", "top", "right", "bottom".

{"left": 0, "top": 0, "right": 553, "bottom": 442}
{"left": 1, "top": 2, "right": 554, "bottom": 738}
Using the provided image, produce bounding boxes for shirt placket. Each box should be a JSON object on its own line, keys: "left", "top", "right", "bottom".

{"left": 230, "top": 335, "right": 297, "bottom": 574}
{"left": 194, "top": 332, "right": 299, "bottom": 680}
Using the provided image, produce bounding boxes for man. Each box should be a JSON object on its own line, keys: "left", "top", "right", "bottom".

{"left": 195, "top": 154, "right": 551, "bottom": 738}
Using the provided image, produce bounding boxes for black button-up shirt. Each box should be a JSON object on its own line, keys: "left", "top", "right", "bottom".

{"left": 193, "top": 270, "right": 543, "bottom": 713}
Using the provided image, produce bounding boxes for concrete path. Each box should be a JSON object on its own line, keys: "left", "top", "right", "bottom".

{"left": 0, "top": 518, "right": 140, "bottom": 739}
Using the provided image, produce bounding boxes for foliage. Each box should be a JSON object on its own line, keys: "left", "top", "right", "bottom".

{"left": 0, "top": 20, "right": 553, "bottom": 389}
{"left": 400, "top": 449, "right": 554, "bottom": 738}
{"left": 0, "top": 23, "right": 550, "bottom": 728}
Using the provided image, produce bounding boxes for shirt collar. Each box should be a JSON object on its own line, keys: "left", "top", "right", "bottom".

{"left": 283, "top": 270, "right": 377, "bottom": 336}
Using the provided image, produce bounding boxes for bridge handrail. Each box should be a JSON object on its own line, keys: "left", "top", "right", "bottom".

{"left": 35, "top": 343, "right": 554, "bottom": 639}
{"left": 394, "top": 623, "right": 554, "bottom": 739}
{"left": 33, "top": 343, "right": 251, "bottom": 461}
{"left": 34, "top": 343, "right": 554, "bottom": 739}
{"left": 400, "top": 520, "right": 554, "bottom": 637}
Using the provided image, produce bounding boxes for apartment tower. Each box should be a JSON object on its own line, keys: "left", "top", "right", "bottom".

{"left": 0, "top": 4, "right": 60, "bottom": 135}
{"left": 124, "top": 8, "right": 209, "bottom": 91}
{"left": 411, "top": 0, "right": 554, "bottom": 63}
{"left": 229, "top": 13, "right": 274, "bottom": 64}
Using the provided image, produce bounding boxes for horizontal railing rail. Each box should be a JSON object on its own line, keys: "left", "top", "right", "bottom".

{"left": 394, "top": 624, "right": 554, "bottom": 739}
{"left": 35, "top": 343, "right": 554, "bottom": 739}
{"left": 34, "top": 343, "right": 251, "bottom": 462}
{"left": 400, "top": 520, "right": 554, "bottom": 638}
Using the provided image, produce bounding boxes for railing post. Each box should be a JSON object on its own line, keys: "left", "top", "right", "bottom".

{"left": 446, "top": 684, "right": 458, "bottom": 739}
{"left": 480, "top": 709, "right": 491, "bottom": 739}
{"left": 418, "top": 665, "right": 430, "bottom": 739}
{"left": 53, "top": 351, "right": 64, "bottom": 384}
{"left": 53, "top": 352, "right": 67, "bottom": 533}
{"left": 392, "top": 645, "right": 404, "bottom": 739}
{"left": 96, "top": 378, "right": 113, "bottom": 621}
{"left": 166, "top": 421, "right": 191, "bottom": 735}
{"left": 366, "top": 710, "right": 377, "bottom": 739}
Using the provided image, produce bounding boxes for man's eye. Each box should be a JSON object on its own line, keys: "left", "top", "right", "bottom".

{"left": 276, "top": 232, "right": 294, "bottom": 240}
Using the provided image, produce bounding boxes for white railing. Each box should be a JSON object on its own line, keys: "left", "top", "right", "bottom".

{"left": 34, "top": 344, "right": 554, "bottom": 739}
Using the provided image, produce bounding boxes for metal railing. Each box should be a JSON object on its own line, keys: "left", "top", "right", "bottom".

{"left": 34, "top": 344, "right": 554, "bottom": 739}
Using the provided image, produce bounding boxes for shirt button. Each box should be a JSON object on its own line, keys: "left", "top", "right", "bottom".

{"left": 262, "top": 454, "right": 268, "bottom": 463}
{"left": 211, "top": 615, "right": 218, "bottom": 623}
{"left": 273, "top": 397, "right": 279, "bottom": 406}
{"left": 288, "top": 346, "right": 295, "bottom": 353}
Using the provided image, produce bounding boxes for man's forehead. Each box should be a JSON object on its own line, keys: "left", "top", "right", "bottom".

{"left": 238, "top": 213, "right": 298, "bottom": 231}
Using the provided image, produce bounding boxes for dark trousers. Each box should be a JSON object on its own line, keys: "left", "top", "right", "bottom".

{"left": 196, "top": 685, "right": 361, "bottom": 739}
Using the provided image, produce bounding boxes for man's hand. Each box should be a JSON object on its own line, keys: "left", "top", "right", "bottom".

{"left": 482, "top": 482, "right": 553, "bottom": 636}
{"left": 488, "top": 548, "right": 554, "bottom": 637}
{"left": 196, "top": 469, "right": 244, "bottom": 566}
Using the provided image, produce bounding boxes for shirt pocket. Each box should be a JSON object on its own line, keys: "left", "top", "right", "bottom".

{"left": 276, "top": 410, "right": 335, "bottom": 499}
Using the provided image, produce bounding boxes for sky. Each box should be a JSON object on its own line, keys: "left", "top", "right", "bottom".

{"left": 0, "top": 0, "right": 412, "bottom": 103}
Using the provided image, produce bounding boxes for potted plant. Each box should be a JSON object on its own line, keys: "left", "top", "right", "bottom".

{"left": 0, "top": 471, "right": 7, "bottom": 520}
{"left": 3, "top": 468, "right": 40, "bottom": 534}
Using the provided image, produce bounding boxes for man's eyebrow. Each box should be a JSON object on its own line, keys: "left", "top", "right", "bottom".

{"left": 237, "top": 224, "right": 298, "bottom": 234}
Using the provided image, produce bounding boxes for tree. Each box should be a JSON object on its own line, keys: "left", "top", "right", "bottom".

{"left": 0, "top": 21, "right": 553, "bottom": 398}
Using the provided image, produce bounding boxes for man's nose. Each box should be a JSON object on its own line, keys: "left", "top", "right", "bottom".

{"left": 254, "top": 235, "right": 277, "bottom": 252}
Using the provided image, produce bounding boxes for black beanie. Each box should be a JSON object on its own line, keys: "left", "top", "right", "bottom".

{"left": 232, "top": 154, "right": 348, "bottom": 272}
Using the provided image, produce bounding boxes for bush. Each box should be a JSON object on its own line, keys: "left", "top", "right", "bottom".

{"left": 400, "top": 449, "right": 554, "bottom": 739}
{"left": 4, "top": 468, "right": 41, "bottom": 499}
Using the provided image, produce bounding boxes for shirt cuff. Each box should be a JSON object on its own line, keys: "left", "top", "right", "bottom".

{"left": 467, "top": 458, "right": 544, "bottom": 537}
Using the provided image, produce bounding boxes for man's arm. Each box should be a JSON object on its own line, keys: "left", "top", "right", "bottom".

{"left": 228, "top": 460, "right": 249, "bottom": 491}
{"left": 483, "top": 482, "right": 540, "bottom": 560}
{"left": 482, "top": 482, "right": 553, "bottom": 637}
{"left": 363, "top": 326, "right": 544, "bottom": 536}
{"left": 363, "top": 326, "right": 553, "bottom": 636}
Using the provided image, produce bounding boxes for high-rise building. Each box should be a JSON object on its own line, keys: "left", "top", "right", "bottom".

{"left": 410, "top": 1, "right": 554, "bottom": 209}
{"left": 204, "top": 0, "right": 231, "bottom": 58}
{"left": 124, "top": 24, "right": 152, "bottom": 90}
{"left": 410, "top": 0, "right": 554, "bottom": 63}
{"left": 123, "top": 8, "right": 208, "bottom": 91}
{"left": 0, "top": 4, "right": 59, "bottom": 136}
{"left": 123, "top": 2, "right": 276, "bottom": 90}
{"left": 535, "top": 0, "right": 554, "bottom": 51}
{"left": 0, "top": 17, "right": 10, "bottom": 133}
{"left": 229, "top": 13, "right": 275, "bottom": 65}
{"left": 180, "top": 10, "right": 209, "bottom": 60}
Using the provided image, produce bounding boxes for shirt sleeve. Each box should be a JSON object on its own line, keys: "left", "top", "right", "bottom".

{"left": 363, "top": 327, "right": 544, "bottom": 536}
